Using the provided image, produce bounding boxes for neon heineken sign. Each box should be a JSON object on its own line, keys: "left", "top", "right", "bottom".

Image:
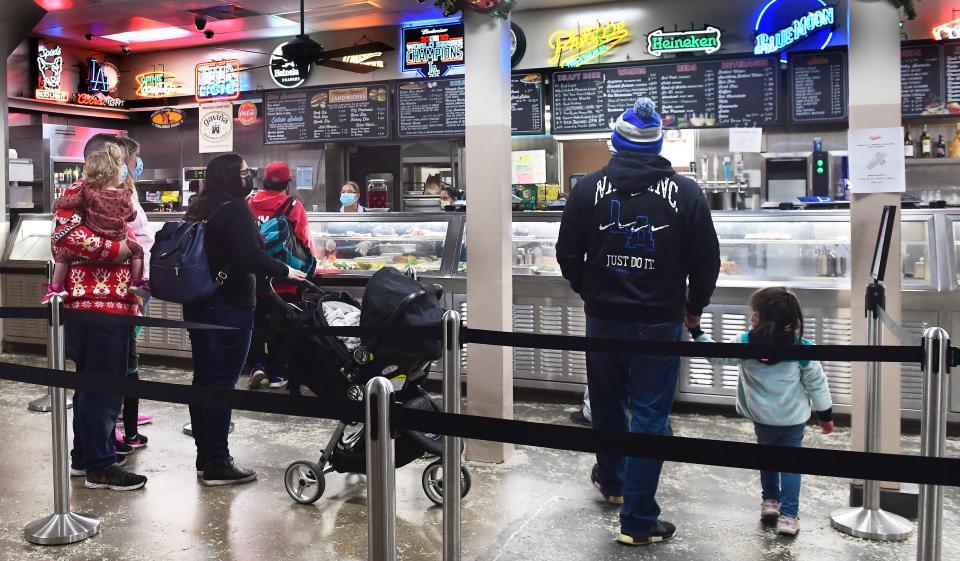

{"left": 754, "top": 4, "right": 835, "bottom": 56}
{"left": 647, "top": 26, "right": 722, "bottom": 57}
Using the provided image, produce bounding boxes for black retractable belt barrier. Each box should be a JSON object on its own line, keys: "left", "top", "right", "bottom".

{"left": 0, "top": 360, "right": 364, "bottom": 423}
{"left": 461, "top": 327, "right": 922, "bottom": 364}
{"left": 392, "top": 407, "right": 960, "bottom": 488}
{"left": 62, "top": 310, "right": 237, "bottom": 331}
{"left": 0, "top": 266, "right": 47, "bottom": 276}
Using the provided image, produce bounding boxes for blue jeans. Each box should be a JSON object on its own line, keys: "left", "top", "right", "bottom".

{"left": 754, "top": 423, "right": 805, "bottom": 519}
{"left": 586, "top": 317, "right": 683, "bottom": 535}
{"left": 67, "top": 322, "right": 131, "bottom": 473}
{"left": 184, "top": 296, "right": 254, "bottom": 465}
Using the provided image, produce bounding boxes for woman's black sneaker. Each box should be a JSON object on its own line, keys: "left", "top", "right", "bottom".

{"left": 616, "top": 521, "right": 677, "bottom": 546}
{"left": 201, "top": 459, "right": 257, "bottom": 486}
{"left": 84, "top": 465, "right": 147, "bottom": 491}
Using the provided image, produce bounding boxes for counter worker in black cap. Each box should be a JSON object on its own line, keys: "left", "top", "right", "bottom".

{"left": 557, "top": 97, "right": 720, "bottom": 546}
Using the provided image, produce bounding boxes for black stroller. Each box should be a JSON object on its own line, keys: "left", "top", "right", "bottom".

{"left": 269, "top": 267, "right": 471, "bottom": 506}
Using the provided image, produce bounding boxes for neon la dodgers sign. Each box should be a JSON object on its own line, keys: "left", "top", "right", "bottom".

{"left": 754, "top": 5, "right": 835, "bottom": 56}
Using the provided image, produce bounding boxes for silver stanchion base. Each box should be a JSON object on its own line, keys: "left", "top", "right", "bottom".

{"left": 830, "top": 506, "right": 913, "bottom": 541}
{"left": 28, "top": 395, "right": 72, "bottom": 412}
{"left": 24, "top": 512, "right": 100, "bottom": 545}
{"left": 182, "top": 422, "right": 234, "bottom": 437}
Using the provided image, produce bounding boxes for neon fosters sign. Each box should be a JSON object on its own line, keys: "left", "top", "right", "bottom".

{"left": 754, "top": 4, "right": 835, "bottom": 56}
{"left": 647, "top": 26, "right": 722, "bottom": 57}
{"left": 932, "top": 18, "right": 960, "bottom": 40}
{"left": 549, "top": 21, "right": 630, "bottom": 68}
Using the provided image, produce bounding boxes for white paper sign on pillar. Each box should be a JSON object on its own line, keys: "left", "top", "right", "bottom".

{"left": 199, "top": 102, "right": 234, "bottom": 154}
{"left": 728, "top": 127, "right": 763, "bottom": 153}
{"left": 848, "top": 127, "right": 905, "bottom": 193}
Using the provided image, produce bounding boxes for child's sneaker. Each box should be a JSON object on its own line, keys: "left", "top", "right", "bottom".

{"left": 761, "top": 500, "right": 781, "bottom": 520}
{"left": 113, "top": 428, "right": 134, "bottom": 456}
{"left": 776, "top": 515, "right": 800, "bottom": 536}
{"left": 116, "top": 412, "right": 154, "bottom": 426}
{"left": 268, "top": 376, "right": 288, "bottom": 388}
{"left": 129, "top": 279, "right": 151, "bottom": 298}
{"left": 41, "top": 284, "right": 68, "bottom": 305}
{"left": 123, "top": 433, "right": 148, "bottom": 449}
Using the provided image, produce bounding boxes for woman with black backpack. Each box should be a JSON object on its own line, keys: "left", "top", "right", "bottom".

{"left": 183, "top": 153, "right": 306, "bottom": 486}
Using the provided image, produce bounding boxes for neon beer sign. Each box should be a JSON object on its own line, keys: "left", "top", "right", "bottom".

{"left": 195, "top": 59, "right": 241, "bottom": 102}
{"left": 647, "top": 26, "right": 722, "bottom": 57}
{"left": 753, "top": 0, "right": 836, "bottom": 59}
{"left": 932, "top": 19, "right": 960, "bottom": 40}
{"left": 549, "top": 21, "right": 630, "bottom": 68}
{"left": 136, "top": 71, "right": 181, "bottom": 98}
{"left": 35, "top": 43, "right": 68, "bottom": 102}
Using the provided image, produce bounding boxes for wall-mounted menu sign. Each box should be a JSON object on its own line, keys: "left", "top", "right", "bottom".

{"left": 788, "top": 50, "right": 847, "bottom": 123}
{"left": 901, "top": 44, "right": 945, "bottom": 116}
{"left": 551, "top": 56, "right": 779, "bottom": 134}
{"left": 264, "top": 83, "right": 390, "bottom": 144}
{"left": 511, "top": 73, "right": 545, "bottom": 135}
{"left": 396, "top": 78, "right": 465, "bottom": 138}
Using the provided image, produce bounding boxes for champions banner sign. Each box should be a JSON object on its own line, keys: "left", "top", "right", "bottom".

{"left": 402, "top": 22, "right": 465, "bottom": 78}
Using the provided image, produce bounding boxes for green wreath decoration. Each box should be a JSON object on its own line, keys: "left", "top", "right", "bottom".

{"left": 891, "top": 0, "right": 920, "bottom": 19}
{"left": 433, "top": 0, "right": 516, "bottom": 20}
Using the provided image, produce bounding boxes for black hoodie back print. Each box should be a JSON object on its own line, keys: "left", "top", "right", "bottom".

{"left": 556, "top": 152, "right": 721, "bottom": 323}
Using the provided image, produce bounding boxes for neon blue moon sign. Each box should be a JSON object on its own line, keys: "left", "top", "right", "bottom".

{"left": 754, "top": 0, "right": 836, "bottom": 63}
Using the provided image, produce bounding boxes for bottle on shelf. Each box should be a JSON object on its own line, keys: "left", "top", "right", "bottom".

{"left": 920, "top": 124, "right": 932, "bottom": 157}
{"left": 950, "top": 123, "right": 960, "bottom": 158}
{"left": 904, "top": 125, "right": 915, "bottom": 158}
{"left": 937, "top": 134, "right": 947, "bottom": 158}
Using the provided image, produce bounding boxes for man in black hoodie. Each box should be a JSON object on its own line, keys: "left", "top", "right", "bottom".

{"left": 557, "top": 98, "right": 719, "bottom": 546}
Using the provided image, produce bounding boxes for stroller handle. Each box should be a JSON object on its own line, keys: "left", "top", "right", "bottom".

{"left": 265, "top": 276, "right": 325, "bottom": 309}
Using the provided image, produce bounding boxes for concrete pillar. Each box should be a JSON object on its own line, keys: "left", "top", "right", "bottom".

{"left": 463, "top": 11, "right": 513, "bottom": 463}
{"left": 848, "top": 1, "right": 902, "bottom": 477}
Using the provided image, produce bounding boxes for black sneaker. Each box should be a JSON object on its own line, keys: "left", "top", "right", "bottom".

{"left": 569, "top": 409, "right": 591, "bottom": 426}
{"left": 201, "top": 458, "right": 257, "bottom": 487}
{"left": 71, "top": 455, "right": 126, "bottom": 477}
{"left": 617, "top": 521, "right": 677, "bottom": 546}
{"left": 591, "top": 464, "right": 623, "bottom": 505}
{"left": 84, "top": 465, "right": 147, "bottom": 491}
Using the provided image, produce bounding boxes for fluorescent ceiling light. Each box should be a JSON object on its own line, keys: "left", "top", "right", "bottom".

{"left": 103, "top": 27, "right": 193, "bottom": 44}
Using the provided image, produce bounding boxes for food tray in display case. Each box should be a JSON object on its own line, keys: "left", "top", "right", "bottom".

{"left": 307, "top": 212, "right": 464, "bottom": 277}
{"left": 1, "top": 215, "right": 53, "bottom": 264}
{"left": 457, "top": 212, "right": 564, "bottom": 277}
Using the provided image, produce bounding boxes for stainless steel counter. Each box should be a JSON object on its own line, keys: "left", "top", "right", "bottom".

{"left": 4, "top": 210, "right": 958, "bottom": 420}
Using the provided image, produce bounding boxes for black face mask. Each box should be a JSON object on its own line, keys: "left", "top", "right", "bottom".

{"left": 241, "top": 175, "right": 254, "bottom": 197}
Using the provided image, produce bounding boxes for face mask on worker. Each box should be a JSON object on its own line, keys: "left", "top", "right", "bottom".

{"left": 340, "top": 193, "right": 358, "bottom": 206}
{"left": 119, "top": 163, "right": 129, "bottom": 183}
{"left": 133, "top": 157, "right": 144, "bottom": 178}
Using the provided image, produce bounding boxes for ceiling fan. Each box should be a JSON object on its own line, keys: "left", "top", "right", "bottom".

{"left": 226, "top": 0, "right": 394, "bottom": 77}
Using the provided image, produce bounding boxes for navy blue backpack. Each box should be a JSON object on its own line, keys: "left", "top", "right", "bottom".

{"left": 150, "top": 202, "right": 229, "bottom": 304}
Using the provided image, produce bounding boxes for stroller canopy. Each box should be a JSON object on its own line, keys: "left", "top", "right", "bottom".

{"left": 360, "top": 267, "right": 443, "bottom": 361}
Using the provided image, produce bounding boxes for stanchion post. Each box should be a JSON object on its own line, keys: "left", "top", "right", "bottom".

{"left": 24, "top": 293, "right": 100, "bottom": 545}
{"left": 442, "top": 311, "right": 462, "bottom": 561}
{"left": 365, "top": 377, "right": 396, "bottom": 561}
{"left": 830, "top": 282, "right": 913, "bottom": 541}
{"left": 917, "top": 327, "right": 950, "bottom": 561}
{"left": 28, "top": 261, "right": 70, "bottom": 413}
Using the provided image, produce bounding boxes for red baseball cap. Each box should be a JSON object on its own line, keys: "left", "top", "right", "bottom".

{"left": 264, "top": 161, "right": 291, "bottom": 183}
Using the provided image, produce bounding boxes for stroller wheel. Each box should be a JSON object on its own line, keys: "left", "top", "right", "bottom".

{"left": 421, "top": 459, "right": 471, "bottom": 507}
{"left": 285, "top": 460, "right": 325, "bottom": 505}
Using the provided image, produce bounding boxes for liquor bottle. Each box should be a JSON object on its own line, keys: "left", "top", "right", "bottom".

{"left": 937, "top": 134, "right": 947, "bottom": 158}
{"left": 904, "top": 126, "right": 915, "bottom": 158}
{"left": 950, "top": 123, "right": 960, "bottom": 158}
{"left": 920, "top": 124, "right": 932, "bottom": 157}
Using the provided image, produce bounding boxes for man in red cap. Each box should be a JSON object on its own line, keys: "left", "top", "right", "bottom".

{"left": 246, "top": 161, "right": 317, "bottom": 389}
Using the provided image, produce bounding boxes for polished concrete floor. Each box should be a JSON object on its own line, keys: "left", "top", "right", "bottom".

{"left": 0, "top": 351, "right": 956, "bottom": 561}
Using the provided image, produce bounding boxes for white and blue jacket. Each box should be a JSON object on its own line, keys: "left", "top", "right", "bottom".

{"left": 694, "top": 331, "right": 833, "bottom": 427}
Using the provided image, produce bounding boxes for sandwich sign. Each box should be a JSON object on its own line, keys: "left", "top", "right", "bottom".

{"left": 647, "top": 26, "right": 722, "bottom": 57}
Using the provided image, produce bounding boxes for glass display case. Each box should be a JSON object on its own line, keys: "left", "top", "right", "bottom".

{"left": 2, "top": 215, "right": 53, "bottom": 264}
{"left": 306, "top": 213, "right": 463, "bottom": 276}
{"left": 456, "top": 213, "right": 563, "bottom": 276}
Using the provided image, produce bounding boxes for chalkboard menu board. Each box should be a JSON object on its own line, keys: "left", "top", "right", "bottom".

{"left": 264, "top": 84, "right": 390, "bottom": 144}
{"left": 396, "top": 78, "right": 465, "bottom": 138}
{"left": 901, "top": 45, "right": 944, "bottom": 116}
{"left": 551, "top": 56, "right": 779, "bottom": 134}
{"left": 789, "top": 51, "right": 848, "bottom": 123}
{"left": 511, "top": 73, "right": 545, "bottom": 135}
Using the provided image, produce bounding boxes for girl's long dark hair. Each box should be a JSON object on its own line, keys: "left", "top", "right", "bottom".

{"left": 749, "top": 287, "right": 804, "bottom": 345}
{"left": 186, "top": 153, "right": 244, "bottom": 220}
